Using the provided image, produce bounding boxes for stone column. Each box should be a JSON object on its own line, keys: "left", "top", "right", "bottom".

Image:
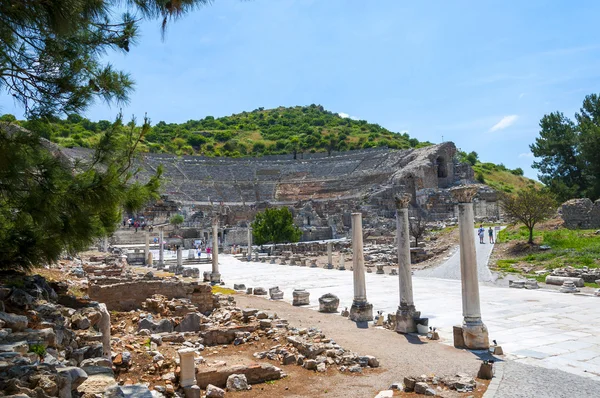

{"left": 177, "top": 246, "right": 183, "bottom": 269}
{"left": 325, "top": 242, "right": 333, "bottom": 269}
{"left": 158, "top": 228, "right": 165, "bottom": 268}
{"left": 247, "top": 227, "right": 253, "bottom": 261}
{"left": 395, "top": 194, "right": 422, "bottom": 333}
{"left": 349, "top": 213, "right": 373, "bottom": 322}
{"left": 98, "top": 303, "right": 111, "bottom": 359}
{"left": 178, "top": 348, "right": 196, "bottom": 387}
{"left": 210, "top": 218, "right": 221, "bottom": 284}
{"left": 338, "top": 255, "right": 345, "bottom": 270}
{"left": 451, "top": 186, "right": 489, "bottom": 349}
{"left": 144, "top": 231, "right": 150, "bottom": 266}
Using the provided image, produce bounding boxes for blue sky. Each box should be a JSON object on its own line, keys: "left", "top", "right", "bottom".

{"left": 2, "top": 0, "right": 600, "bottom": 179}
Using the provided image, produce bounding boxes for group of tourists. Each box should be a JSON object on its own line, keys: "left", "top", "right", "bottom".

{"left": 123, "top": 217, "right": 153, "bottom": 233}
{"left": 478, "top": 224, "right": 495, "bottom": 244}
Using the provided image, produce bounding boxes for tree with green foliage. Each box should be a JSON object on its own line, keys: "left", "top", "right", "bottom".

{"left": 251, "top": 207, "right": 302, "bottom": 246}
{"left": 499, "top": 187, "right": 557, "bottom": 244}
{"left": 1, "top": 0, "right": 211, "bottom": 117}
{"left": 0, "top": 116, "right": 162, "bottom": 270}
{"left": 530, "top": 94, "right": 600, "bottom": 201}
{"left": 170, "top": 214, "right": 185, "bottom": 226}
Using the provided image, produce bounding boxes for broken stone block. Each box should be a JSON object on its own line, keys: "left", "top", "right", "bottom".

{"left": 478, "top": 362, "right": 494, "bottom": 380}
{"left": 233, "top": 284, "right": 246, "bottom": 290}
{"left": 196, "top": 363, "right": 283, "bottom": 388}
{"left": 205, "top": 384, "right": 225, "bottom": 398}
{"left": 525, "top": 280, "right": 539, "bottom": 289}
{"left": 452, "top": 325, "right": 465, "bottom": 349}
{"left": 226, "top": 374, "right": 249, "bottom": 391}
{"left": 175, "top": 313, "right": 202, "bottom": 333}
{"left": 508, "top": 280, "right": 525, "bottom": 289}
{"left": 269, "top": 287, "right": 284, "bottom": 300}
{"left": 292, "top": 289, "right": 310, "bottom": 306}
{"left": 183, "top": 385, "right": 201, "bottom": 398}
{"left": 0, "top": 312, "right": 28, "bottom": 331}
{"left": 253, "top": 287, "right": 267, "bottom": 295}
{"left": 303, "top": 359, "right": 317, "bottom": 370}
{"left": 414, "top": 381, "right": 436, "bottom": 395}
{"left": 318, "top": 293, "right": 339, "bottom": 313}
{"left": 389, "top": 268, "right": 398, "bottom": 276}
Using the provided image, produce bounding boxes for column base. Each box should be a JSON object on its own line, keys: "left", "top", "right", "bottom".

{"left": 323, "top": 263, "right": 334, "bottom": 269}
{"left": 461, "top": 319, "right": 489, "bottom": 350}
{"left": 395, "top": 305, "right": 421, "bottom": 334}
{"left": 349, "top": 300, "right": 373, "bottom": 322}
{"left": 210, "top": 272, "right": 221, "bottom": 285}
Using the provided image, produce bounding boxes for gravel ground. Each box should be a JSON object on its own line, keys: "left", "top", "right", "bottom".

{"left": 235, "top": 294, "right": 485, "bottom": 398}
{"left": 493, "top": 361, "right": 600, "bottom": 398}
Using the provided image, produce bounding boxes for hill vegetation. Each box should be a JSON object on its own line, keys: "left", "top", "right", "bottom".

{"left": 1, "top": 105, "right": 431, "bottom": 158}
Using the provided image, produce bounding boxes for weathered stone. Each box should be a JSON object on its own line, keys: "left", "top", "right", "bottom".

{"left": 183, "top": 385, "right": 201, "bottom": 398}
{"left": 253, "top": 287, "right": 267, "bottom": 295}
{"left": 559, "top": 280, "right": 580, "bottom": 293}
{"left": 226, "top": 374, "right": 249, "bottom": 391}
{"left": 206, "top": 384, "right": 225, "bottom": 398}
{"left": 233, "top": 284, "right": 246, "bottom": 290}
{"left": 292, "top": 289, "right": 310, "bottom": 306}
{"left": 175, "top": 313, "right": 201, "bottom": 333}
{"left": 546, "top": 275, "right": 584, "bottom": 287}
{"left": 415, "top": 382, "right": 436, "bottom": 396}
{"left": 403, "top": 377, "right": 416, "bottom": 392}
{"left": 0, "top": 312, "right": 28, "bottom": 331}
{"left": 318, "top": 293, "right": 339, "bottom": 313}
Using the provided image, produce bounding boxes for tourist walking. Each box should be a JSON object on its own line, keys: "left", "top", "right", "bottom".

{"left": 478, "top": 225, "right": 485, "bottom": 244}
{"left": 488, "top": 227, "right": 494, "bottom": 243}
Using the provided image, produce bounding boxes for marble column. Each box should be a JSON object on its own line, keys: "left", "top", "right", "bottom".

{"left": 349, "top": 213, "right": 373, "bottom": 322}
{"left": 158, "top": 228, "right": 165, "bottom": 268}
{"left": 210, "top": 218, "right": 221, "bottom": 284}
{"left": 176, "top": 246, "right": 183, "bottom": 270}
{"left": 325, "top": 242, "right": 334, "bottom": 269}
{"left": 178, "top": 348, "right": 196, "bottom": 387}
{"left": 451, "top": 186, "right": 489, "bottom": 349}
{"left": 98, "top": 303, "right": 111, "bottom": 360}
{"left": 395, "top": 194, "right": 422, "bottom": 333}
{"left": 247, "top": 227, "right": 253, "bottom": 261}
{"left": 144, "top": 231, "right": 150, "bottom": 266}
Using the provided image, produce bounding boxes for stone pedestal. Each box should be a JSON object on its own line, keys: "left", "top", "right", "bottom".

{"left": 319, "top": 293, "right": 340, "bottom": 313}
{"left": 389, "top": 268, "right": 397, "bottom": 276}
{"left": 451, "top": 186, "right": 489, "bottom": 350}
{"left": 178, "top": 348, "right": 196, "bottom": 387}
{"left": 293, "top": 289, "right": 310, "bottom": 306}
{"left": 269, "top": 287, "right": 284, "bottom": 300}
{"left": 560, "top": 281, "right": 579, "bottom": 293}
{"left": 188, "top": 249, "right": 195, "bottom": 260}
{"left": 349, "top": 213, "right": 373, "bottom": 322}
{"left": 211, "top": 218, "right": 220, "bottom": 284}
{"left": 300, "top": 259, "right": 307, "bottom": 267}
{"left": 270, "top": 258, "right": 276, "bottom": 264}
{"left": 147, "top": 252, "right": 153, "bottom": 267}
{"left": 309, "top": 259, "right": 318, "bottom": 268}
{"left": 324, "top": 242, "right": 334, "bottom": 269}
{"left": 338, "top": 256, "right": 345, "bottom": 270}
{"left": 289, "top": 257, "right": 296, "bottom": 266}
{"left": 376, "top": 264, "right": 384, "bottom": 274}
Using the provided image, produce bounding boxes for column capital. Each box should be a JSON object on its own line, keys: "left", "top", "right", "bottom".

{"left": 394, "top": 194, "right": 412, "bottom": 209}
{"left": 450, "top": 185, "right": 479, "bottom": 203}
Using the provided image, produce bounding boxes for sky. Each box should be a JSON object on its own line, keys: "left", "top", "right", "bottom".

{"left": 2, "top": 0, "right": 600, "bottom": 179}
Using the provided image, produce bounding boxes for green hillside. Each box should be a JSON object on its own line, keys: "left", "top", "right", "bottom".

{"left": 4, "top": 105, "right": 431, "bottom": 157}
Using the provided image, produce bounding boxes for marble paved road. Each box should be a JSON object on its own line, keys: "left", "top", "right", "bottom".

{"left": 189, "top": 254, "right": 600, "bottom": 381}
{"left": 414, "top": 228, "right": 497, "bottom": 282}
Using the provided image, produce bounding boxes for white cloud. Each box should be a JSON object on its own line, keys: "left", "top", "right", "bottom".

{"left": 338, "top": 112, "right": 359, "bottom": 120}
{"left": 519, "top": 152, "right": 534, "bottom": 158}
{"left": 489, "top": 115, "right": 518, "bottom": 132}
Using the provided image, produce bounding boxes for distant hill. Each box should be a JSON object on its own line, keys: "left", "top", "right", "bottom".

{"left": 3, "top": 104, "right": 540, "bottom": 191}
{"left": 8, "top": 105, "right": 431, "bottom": 157}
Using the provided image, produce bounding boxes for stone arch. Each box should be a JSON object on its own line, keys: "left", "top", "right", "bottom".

{"left": 436, "top": 156, "right": 448, "bottom": 178}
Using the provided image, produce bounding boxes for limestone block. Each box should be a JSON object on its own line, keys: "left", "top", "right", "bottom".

{"left": 559, "top": 281, "right": 580, "bottom": 293}
{"left": 253, "top": 287, "right": 267, "bottom": 295}
{"left": 376, "top": 264, "right": 385, "bottom": 274}
{"left": 453, "top": 325, "right": 465, "bottom": 349}
{"left": 233, "top": 284, "right": 246, "bottom": 290}
{"left": 389, "top": 268, "right": 398, "bottom": 276}
{"left": 508, "top": 280, "right": 525, "bottom": 289}
{"left": 292, "top": 289, "right": 310, "bottom": 306}
{"left": 318, "top": 293, "right": 340, "bottom": 313}
{"left": 477, "top": 362, "right": 494, "bottom": 380}
{"left": 206, "top": 384, "right": 225, "bottom": 398}
{"left": 309, "top": 259, "right": 318, "bottom": 268}
{"left": 462, "top": 323, "right": 489, "bottom": 350}
{"left": 196, "top": 363, "right": 283, "bottom": 389}
{"left": 226, "top": 374, "right": 250, "bottom": 391}
{"left": 525, "top": 280, "right": 539, "bottom": 289}
{"left": 0, "top": 312, "right": 28, "bottom": 331}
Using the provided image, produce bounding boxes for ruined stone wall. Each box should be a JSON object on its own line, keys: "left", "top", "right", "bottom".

{"left": 561, "top": 198, "right": 600, "bottom": 229}
{"left": 88, "top": 280, "right": 213, "bottom": 313}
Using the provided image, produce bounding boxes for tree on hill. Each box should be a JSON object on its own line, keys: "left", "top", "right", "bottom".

{"left": 409, "top": 206, "right": 430, "bottom": 247}
{"left": 499, "top": 187, "right": 557, "bottom": 244}
{"left": 531, "top": 93, "right": 600, "bottom": 201}
{"left": 170, "top": 214, "right": 185, "bottom": 228}
{"left": 251, "top": 207, "right": 302, "bottom": 247}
